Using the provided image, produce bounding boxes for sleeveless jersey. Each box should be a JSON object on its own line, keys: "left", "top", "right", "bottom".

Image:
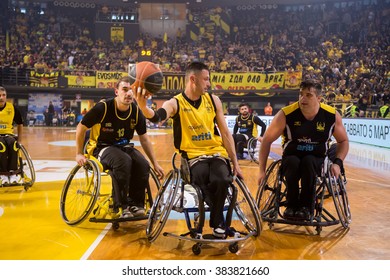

{"left": 81, "top": 98, "right": 146, "bottom": 155}
{"left": 235, "top": 114, "right": 259, "bottom": 138}
{"left": 0, "top": 102, "right": 23, "bottom": 134}
{"left": 172, "top": 92, "right": 228, "bottom": 159}
{"left": 281, "top": 101, "right": 336, "bottom": 158}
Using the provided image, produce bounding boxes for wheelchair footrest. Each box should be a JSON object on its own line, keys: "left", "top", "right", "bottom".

{"left": 163, "top": 231, "right": 254, "bottom": 244}
{"left": 89, "top": 215, "right": 149, "bottom": 223}
{"left": 262, "top": 216, "right": 339, "bottom": 227}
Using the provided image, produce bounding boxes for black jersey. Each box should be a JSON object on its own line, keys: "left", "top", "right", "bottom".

{"left": 281, "top": 102, "right": 336, "bottom": 158}
{"left": 81, "top": 98, "right": 147, "bottom": 153}
{"left": 233, "top": 114, "right": 266, "bottom": 138}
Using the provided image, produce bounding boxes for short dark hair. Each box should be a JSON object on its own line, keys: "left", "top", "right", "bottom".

{"left": 116, "top": 76, "right": 131, "bottom": 88}
{"left": 238, "top": 102, "right": 250, "bottom": 109}
{"left": 300, "top": 80, "right": 322, "bottom": 96}
{"left": 185, "top": 61, "right": 209, "bottom": 75}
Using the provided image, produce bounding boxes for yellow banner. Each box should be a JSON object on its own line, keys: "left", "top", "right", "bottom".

{"left": 66, "top": 75, "right": 96, "bottom": 88}
{"left": 96, "top": 71, "right": 127, "bottom": 88}
{"left": 111, "top": 26, "right": 124, "bottom": 43}
{"left": 285, "top": 71, "right": 302, "bottom": 89}
{"left": 210, "top": 72, "right": 286, "bottom": 91}
{"left": 29, "top": 71, "right": 59, "bottom": 87}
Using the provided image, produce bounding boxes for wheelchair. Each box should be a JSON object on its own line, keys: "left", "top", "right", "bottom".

{"left": 146, "top": 153, "right": 262, "bottom": 255}
{"left": 256, "top": 155, "right": 351, "bottom": 235}
{"left": 0, "top": 135, "right": 35, "bottom": 191}
{"left": 245, "top": 137, "right": 260, "bottom": 164}
{"left": 59, "top": 152, "right": 161, "bottom": 230}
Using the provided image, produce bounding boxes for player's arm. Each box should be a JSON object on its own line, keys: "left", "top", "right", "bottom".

{"left": 254, "top": 116, "right": 267, "bottom": 137}
{"left": 331, "top": 111, "right": 349, "bottom": 177}
{"left": 75, "top": 122, "right": 89, "bottom": 166}
{"left": 257, "top": 110, "right": 285, "bottom": 185}
{"left": 212, "top": 95, "right": 243, "bottom": 179}
{"left": 134, "top": 87, "right": 177, "bottom": 123}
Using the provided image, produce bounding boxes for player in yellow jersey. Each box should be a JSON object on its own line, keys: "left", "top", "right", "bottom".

{"left": 257, "top": 80, "right": 349, "bottom": 220}
{"left": 0, "top": 86, "right": 24, "bottom": 185}
{"left": 135, "top": 61, "right": 243, "bottom": 238}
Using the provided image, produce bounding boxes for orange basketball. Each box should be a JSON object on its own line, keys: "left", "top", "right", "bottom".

{"left": 128, "top": 61, "right": 163, "bottom": 94}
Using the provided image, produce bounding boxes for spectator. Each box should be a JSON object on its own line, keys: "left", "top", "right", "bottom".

{"left": 264, "top": 102, "right": 273, "bottom": 116}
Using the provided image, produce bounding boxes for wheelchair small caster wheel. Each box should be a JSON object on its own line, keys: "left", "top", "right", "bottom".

{"left": 192, "top": 244, "right": 201, "bottom": 255}
{"left": 112, "top": 222, "right": 120, "bottom": 230}
{"left": 229, "top": 243, "right": 239, "bottom": 253}
{"left": 315, "top": 226, "right": 322, "bottom": 235}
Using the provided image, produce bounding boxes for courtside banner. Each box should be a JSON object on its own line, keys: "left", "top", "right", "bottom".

{"left": 342, "top": 118, "right": 390, "bottom": 148}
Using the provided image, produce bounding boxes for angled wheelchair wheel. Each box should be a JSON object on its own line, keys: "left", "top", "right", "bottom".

{"left": 247, "top": 137, "right": 259, "bottom": 164}
{"left": 18, "top": 144, "right": 35, "bottom": 189}
{"left": 256, "top": 159, "right": 282, "bottom": 217}
{"left": 145, "top": 167, "right": 162, "bottom": 211}
{"left": 231, "top": 176, "right": 262, "bottom": 236}
{"left": 327, "top": 173, "right": 351, "bottom": 228}
{"left": 60, "top": 159, "right": 101, "bottom": 225}
{"left": 146, "top": 169, "right": 180, "bottom": 242}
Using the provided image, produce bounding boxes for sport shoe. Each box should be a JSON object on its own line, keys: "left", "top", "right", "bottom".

{"left": 212, "top": 227, "right": 226, "bottom": 238}
{"left": 9, "top": 174, "right": 19, "bottom": 184}
{"left": 283, "top": 207, "right": 295, "bottom": 219}
{"left": 120, "top": 209, "right": 133, "bottom": 219}
{"left": 295, "top": 207, "right": 310, "bottom": 220}
{"left": 1, "top": 175, "right": 10, "bottom": 185}
{"left": 129, "top": 206, "right": 145, "bottom": 217}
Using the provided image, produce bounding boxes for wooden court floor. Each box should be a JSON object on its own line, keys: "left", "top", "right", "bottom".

{"left": 0, "top": 127, "right": 390, "bottom": 260}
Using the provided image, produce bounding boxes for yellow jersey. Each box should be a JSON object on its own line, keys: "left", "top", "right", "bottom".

{"left": 172, "top": 93, "right": 228, "bottom": 159}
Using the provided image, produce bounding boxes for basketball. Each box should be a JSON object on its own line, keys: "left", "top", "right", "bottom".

{"left": 128, "top": 61, "right": 164, "bottom": 94}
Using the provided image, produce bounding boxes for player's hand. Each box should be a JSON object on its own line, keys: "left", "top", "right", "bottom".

{"left": 257, "top": 169, "right": 266, "bottom": 186}
{"left": 76, "top": 153, "right": 87, "bottom": 166}
{"left": 134, "top": 87, "right": 151, "bottom": 108}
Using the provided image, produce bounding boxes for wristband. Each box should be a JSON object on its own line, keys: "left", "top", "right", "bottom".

{"left": 148, "top": 108, "right": 167, "bottom": 123}
{"left": 148, "top": 111, "right": 160, "bottom": 123}
{"left": 333, "top": 157, "right": 343, "bottom": 169}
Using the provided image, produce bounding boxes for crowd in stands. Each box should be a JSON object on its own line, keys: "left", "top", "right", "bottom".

{"left": 0, "top": 1, "right": 389, "bottom": 117}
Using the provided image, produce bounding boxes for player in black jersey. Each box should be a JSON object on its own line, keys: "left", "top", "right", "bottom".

{"left": 232, "top": 103, "right": 266, "bottom": 160}
{"left": 75, "top": 77, "right": 164, "bottom": 218}
{"left": 257, "top": 80, "right": 349, "bottom": 220}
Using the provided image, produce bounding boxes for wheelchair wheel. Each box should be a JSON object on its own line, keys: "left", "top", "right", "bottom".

{"left": 60, "top": 159, "right": 101, "bottom": 225}
{"left": 231, "top": 177, "right": 262, "bottom": 237}
{"left": 256, "top": 159, "right": 282, "bottom": 217}
{"left": 146, "top": 169, "right": 180, "bottom": 242}
{"left": 247, "top": 137, "right": 259, "bottom": 164}
{"left": 327, "top": 173, "right": 351, "bottom": 228}
{"left": 145, "top": 168, "right": 162, "bottom": 210}
{"left": 18, "top": 144, "right": 35, "bottom": 189}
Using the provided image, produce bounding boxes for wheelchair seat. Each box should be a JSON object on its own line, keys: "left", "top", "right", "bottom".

{"left": 146, "top": 152, "right": 261, "bottom": 255}
{"left": 256, "top": 154, "right": 351, "bottom": 235}
{"left": 0, "top": 135, "right": 35, "bottom": 191}
{"left": 59, "top": 152, "right": 161, "bottom": 230}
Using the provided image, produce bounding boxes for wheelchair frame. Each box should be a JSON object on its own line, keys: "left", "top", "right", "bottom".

{"left": 246, "top": 137, "right": 259, "bottom": 164}
{"left": 0, "top": 137, "right": 35, "bottom": 191}
{"left": 146, "top": 153, "right": 261, "bottom": 255}
{"left": 256, "top": 157, "right": 351, "bottom": 234}
{"left": 59, "top": 156, "right": 161, "bottom": 230}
